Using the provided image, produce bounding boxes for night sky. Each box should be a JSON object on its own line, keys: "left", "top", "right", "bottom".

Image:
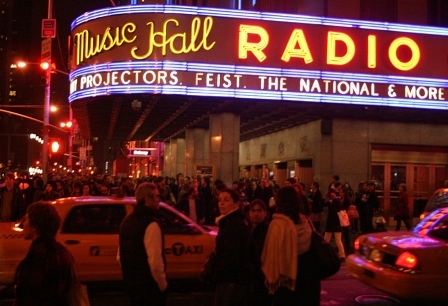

{"left": 22, "top": 0, "right": 116, "bottom": 118}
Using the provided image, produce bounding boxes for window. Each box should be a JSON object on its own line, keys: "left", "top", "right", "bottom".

{"left": 427, "top": 213, "right": 448, "bottom": 241}
{"left": 62, "top": 204, "right": 127, "bottom": 234}
{"left": 158, "top": 207, "right": 201, "bottom": 235}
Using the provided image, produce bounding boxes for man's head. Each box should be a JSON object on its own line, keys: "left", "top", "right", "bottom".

{"left": 4, "top": 173, "right": 14, "bottom": 189}
{"left": 100, "top": 184, "right": 110, "bottom": 196}
{"left": 248, "top": 199, "right": 267, "bottom": 226}
{"left": 135, "top": 182, "right": 160, "bottom": 210}
{"left": 23, "top": 201, "right": 61, "bottom": 240}
{"left": 156, "top": 176, "right": 165, "bottom": 187}
{"left": 187, "top": 187, "right": 199, "bottom": 199}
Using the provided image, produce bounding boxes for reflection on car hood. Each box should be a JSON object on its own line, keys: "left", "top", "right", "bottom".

{"left": 363, "top": 232, "right": 446, "bottom": 249}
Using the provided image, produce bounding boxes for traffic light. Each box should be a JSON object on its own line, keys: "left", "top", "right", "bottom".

{"left": 40, "top": 61, "right": 50, "bottom": 70}
{"left": 40, "top": 61, "right": 50, "bottom": 86}
{"left": 51, "top": 141, "right": 60, "bottom": 153}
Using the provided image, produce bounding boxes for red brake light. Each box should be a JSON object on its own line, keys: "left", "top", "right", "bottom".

{"left": 395, "top": 251, "right": 418, "bottom": 270}
{"left": 354, "top": 238, "right": 360, "bottom": 251}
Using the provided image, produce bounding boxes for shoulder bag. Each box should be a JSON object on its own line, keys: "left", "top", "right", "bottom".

{"left": 68, "top": 264, "right": 91, "bottom": 306}
{"left": 337, "top": 209, "right": 350, "bottom": 227}
{"left": 308, "top": 218, "right": 341, "bottom": 279}
{"left": 200, "top": 250, "right": 217, "bottom": 284}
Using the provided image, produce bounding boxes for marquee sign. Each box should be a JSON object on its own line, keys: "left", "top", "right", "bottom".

{"left": 69, "top": 5, "right": 448, "bottom": 110}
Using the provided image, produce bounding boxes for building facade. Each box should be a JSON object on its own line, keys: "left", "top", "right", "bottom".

{"left": 88, "top": 0, "right": 448, "bottom": 225}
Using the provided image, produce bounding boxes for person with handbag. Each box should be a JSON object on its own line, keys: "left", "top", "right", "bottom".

{"left": 213, "top": 188, "right": 251, "bottom": 306}
{"left": 340, "top": 187, "right": 353, "bottom": 255}
{"left": 13, "top": 201, "right": 74, "bottom": 306}
{"left": 324, "top": 188, "right": 346, "bottom": 262}
{"left": 261, "top": 186, "right": 320, "bottom": 306}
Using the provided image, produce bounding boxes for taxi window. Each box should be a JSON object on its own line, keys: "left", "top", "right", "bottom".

{"left": 426, "top": 214, "right": 448, "bottom": 241}
{"left": 62, "top": 204, "right": 127, "bottom": 234}
{"left": 157, "top": 206, "right": 201, "bottom": 235}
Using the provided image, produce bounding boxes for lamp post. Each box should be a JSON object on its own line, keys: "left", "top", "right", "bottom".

{"left": 40, "top": 0, "right": 55, "bottom": 180}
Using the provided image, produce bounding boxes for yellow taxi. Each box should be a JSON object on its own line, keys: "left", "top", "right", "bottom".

{"left": 347, "top": 207, "right": 448, "bottom": 301}
{"left": 0, "top": 197, "right": 217, "bottom": 285}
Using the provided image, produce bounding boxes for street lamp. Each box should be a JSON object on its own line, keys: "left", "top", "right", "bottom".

{"left": 16, "top": 58, "right": 71, "bottom": 178}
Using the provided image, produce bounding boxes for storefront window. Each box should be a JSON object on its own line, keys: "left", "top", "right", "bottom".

{"left": 414, "top": 165, "right": 430, "bottom": 217}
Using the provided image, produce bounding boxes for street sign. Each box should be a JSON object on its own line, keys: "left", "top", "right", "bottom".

{"left": 79, "top": 147, "right": 87, "bottom": 161}
{"left": 42, "top": 19, "right": 56, "bottom": 38}
{"left": 41, "top": 38, "right": 51, "bottom": 63}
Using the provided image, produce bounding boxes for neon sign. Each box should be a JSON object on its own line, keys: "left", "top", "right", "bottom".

{"left": 69, "top": 5, "right": 448, "bottom": 110}
{"left": 128, "top": 148, "right": 157, "bottom": 157}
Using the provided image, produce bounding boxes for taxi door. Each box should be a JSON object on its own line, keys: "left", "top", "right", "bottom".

{"left": 58, "top": 203, "right": 130, "bottom": 282}
{"left": 158, "top": 207, "right": 216, "bottom": 279}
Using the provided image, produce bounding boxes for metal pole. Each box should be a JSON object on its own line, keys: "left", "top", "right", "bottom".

{"left": 68, "top": 106, "right": 73, "bottom": 171}
{"left": 42, "top": 0, "right": 53, "bottom": 180}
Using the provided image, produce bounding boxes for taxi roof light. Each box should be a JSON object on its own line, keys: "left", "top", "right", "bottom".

{"left": 395, "top": 251, "right": 418, "bottom": 270}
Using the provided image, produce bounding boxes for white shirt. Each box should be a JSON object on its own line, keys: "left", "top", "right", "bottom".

{"left": 144, "top": 222, "right": 168, "bottom": 292}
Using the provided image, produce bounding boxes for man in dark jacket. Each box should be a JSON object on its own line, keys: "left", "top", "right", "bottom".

{"left": 0, "top": 173, "right": 25, "bottom": 222}
{"left": 119, "top": 182, "right": 167, "bottom": 306}
{"left": 248, "top": 199, "right": 271, "bottom": 306}
{"left": 14, "top": 201, "right": 74, "bottom": 305}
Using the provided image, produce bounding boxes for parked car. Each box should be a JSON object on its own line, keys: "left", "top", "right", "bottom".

{"left": 0, "top": 197, "right": 217, "bottom": 285}
{"left": 347, "top": 207, "right": 448, "bottom": 301}
{"left": 420, "top": 188, "right": 448, "bottom": 218}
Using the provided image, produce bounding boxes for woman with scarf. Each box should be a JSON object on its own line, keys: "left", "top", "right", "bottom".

{"left": 213, "top": 188, "right": 251, "bottom": 306}
{"left": 261, "top": 186, "right": 320, "bottom": 306}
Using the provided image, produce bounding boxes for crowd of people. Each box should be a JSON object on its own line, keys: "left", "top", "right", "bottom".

{"left": 1, "top": 170, "right": 396, "bottom": 305}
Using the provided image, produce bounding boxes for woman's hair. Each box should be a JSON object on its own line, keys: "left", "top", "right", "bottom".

{"left": 81, "top": 183, "right": 91, "bottom": 194}
{"left": 275, "top": 186, "right": 301, "bottom": 224}
{"left": 341, "top": 187, "right": 350, "bottom": 199}
{"left": 249, "top": 199, "right": 267, "bottom": 211}
{"left": 45, "top": 180, "right": 56, "bottom": 190}
{"left": 26, "top": 201, "right": 61, "bottom": 238}
{"left": 220, "top": 188, "right": 240, "bottom": 203}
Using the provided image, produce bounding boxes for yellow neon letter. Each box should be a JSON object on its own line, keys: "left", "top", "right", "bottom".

{"left": 239, "top": 25, "right": 269, "bottom": 62}
{"left": 388, "top": 37, "right": 420, "bottom": 71}
{"left": 367, "top": 35, "right": 376, "bottom": 68}
{"left": 281, "top": 29, "right": 313, "bottom": 63}
{"left": 327, "top": 31, "right": 355, "bottom": 65}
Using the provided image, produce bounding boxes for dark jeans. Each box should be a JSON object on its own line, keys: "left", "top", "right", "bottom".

{"left": 341, "top": 226, "right": 351, "bottom": 255}
{"left": 350, "top": 218, "right": 358, "bottom": 232}
{"left": 361, "top": 208, "right": 374, "bottom": 233}
{"left": 214, "top": 282, "right": 248, "bottom": 306}
{"left": 395, "top": 216, "right": 411, "bottom": 231}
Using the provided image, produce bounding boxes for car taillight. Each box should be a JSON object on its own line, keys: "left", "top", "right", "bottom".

{"left": 354, "top": 238, "right": 360, "bottom": 252}
{"left": 395, "top": 251, "right": 418, "bottom": 270}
